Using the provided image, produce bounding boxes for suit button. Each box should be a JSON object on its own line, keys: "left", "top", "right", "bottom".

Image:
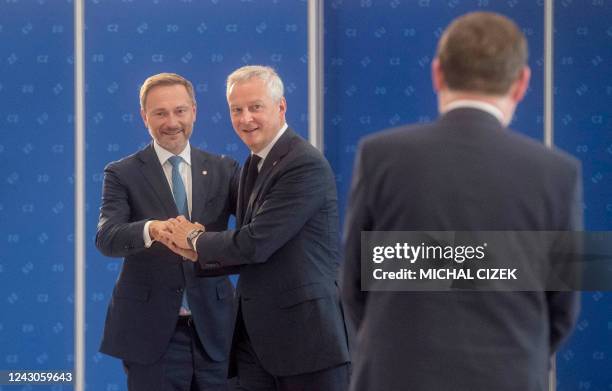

{"left": 176, "top": 288, "right": 183, "bottom": 294}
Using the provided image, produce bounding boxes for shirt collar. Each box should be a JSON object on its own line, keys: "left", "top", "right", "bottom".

{"left": 253, "top": 122, "right": 288, "bottom": 162}
{"left": 441, "top": 99, "right": 505, "bottom": 125}
{"left": 153, "top": 140, "right": 191, "bottom": 166}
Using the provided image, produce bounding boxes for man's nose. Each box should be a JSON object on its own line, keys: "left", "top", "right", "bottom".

{"left": 239, "top": 111, "right": 252, "bottom": 124}
{"left": 167, "top": 113, "right": 180, "bottom": 127}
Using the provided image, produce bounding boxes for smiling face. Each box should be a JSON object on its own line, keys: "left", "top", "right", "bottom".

{"left": 227, "top": 77, "right": 286, "bottom": 154}
{"left": 141, "top": 84, "right": 196, "bottom": 154}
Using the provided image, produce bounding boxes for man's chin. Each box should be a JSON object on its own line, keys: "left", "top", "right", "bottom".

{"left": 239, "top": 138, "right": 257, "bottom": 152}
{"left": 247, "top": 143, "right": 262, "bottom": 153}
{"left": 160, "top": 140, "right": 187, "bottom": 154}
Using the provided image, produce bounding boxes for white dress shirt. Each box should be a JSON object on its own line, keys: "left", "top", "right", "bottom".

{"left": 253, "top": 123, "right": 288, "bottom": 171}
{"left": 442, "top": 99, "right": 505, "bottom": 125}
{"left": 143, "top": 141, "right": 193, "bottom": 247}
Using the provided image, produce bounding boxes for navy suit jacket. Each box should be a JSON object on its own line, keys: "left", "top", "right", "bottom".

{"left": 96, "top": 143, "right": 239, "bottom": 364}
{"left": 195, "top": 128, "right": 351, "bottom": 377}
{"left": 342, "top": 108, "right": 582, "bottom": 391}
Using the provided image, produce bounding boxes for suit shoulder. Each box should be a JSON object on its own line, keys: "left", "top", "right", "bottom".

{"left": 359, "top": 123, "right": 434, "bottom": 152}
{"left": 504, "top": 129, "right": 580, "bottom": 173}
{"left": 287, "top": 132, "right": 331, "bottom": 167}
{"left": 192, "top": 147, "right": 239, "bottom": 169}
{"left": 103, "top": 147, "right": 147, "bottom": 172}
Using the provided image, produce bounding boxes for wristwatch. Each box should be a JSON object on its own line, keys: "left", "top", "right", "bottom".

{"left": 186, "top": 228, "right": 204, "bottom": 251}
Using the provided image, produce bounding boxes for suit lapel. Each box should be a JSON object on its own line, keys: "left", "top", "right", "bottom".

{"left": 237, "top": 155, "right": 250, "bottom": 226}
{"left": 190, "top": 149, "right": 211, "bottom": 222}
{"left": 244, "top": 128, "right": 296, "bottom": 221}
{"left": 137, "top": 144, "right": 178, "bottom": 218}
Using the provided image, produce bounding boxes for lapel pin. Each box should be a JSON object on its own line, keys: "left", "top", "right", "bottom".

{"left": 202, "top": 170, "right": 208, "bottom": 175}
{"left": 273, "top": 160, "right": 278, "bottom": 167}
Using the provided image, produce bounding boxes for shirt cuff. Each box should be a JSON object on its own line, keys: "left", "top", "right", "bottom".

{"left": 143, "top": 220, "right": 154, "bottom": 248}
{"left": 191, "top": 231, "right": 204, "bottom": 252}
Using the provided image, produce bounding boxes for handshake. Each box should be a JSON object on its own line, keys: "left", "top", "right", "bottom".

{"left": 149, "top": 215, "right": 203, "bottom": 262}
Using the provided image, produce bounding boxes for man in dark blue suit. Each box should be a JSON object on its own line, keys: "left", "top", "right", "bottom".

{"left": 342, "top": 12, "right": 582, "bottom": 391}
{"left": 161, "top": 66, "right": 351, "bottom": 391}
{"left": 96, "top": 73, "right": 238, "bottom": 391}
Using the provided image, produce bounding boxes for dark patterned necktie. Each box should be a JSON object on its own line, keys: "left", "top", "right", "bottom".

{"left": 243, "top": 154, "right": 262, "bottom": 206}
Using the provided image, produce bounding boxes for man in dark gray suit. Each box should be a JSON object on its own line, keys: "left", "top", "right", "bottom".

{"left": 161, "top": 66, "right": 350, "bottom": 391}
{"left": 96, "top": 73, "right": 238, "bottom": 390}
{"left": 342, "top": 12, "right": 582, "bottom": 391}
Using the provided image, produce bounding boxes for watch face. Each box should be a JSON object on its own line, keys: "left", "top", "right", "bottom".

{"left": 187, "top": 229, "right": 202, "bottom": 250}
{"left": 188, "top": 229, "right": 200, "bottom": 240}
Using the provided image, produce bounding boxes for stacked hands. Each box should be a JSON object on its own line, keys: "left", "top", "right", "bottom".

{"left": 149, "top": 215, "right": 202, "bottom": 262}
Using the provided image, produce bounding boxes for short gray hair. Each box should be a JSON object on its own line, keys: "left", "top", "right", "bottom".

{"left": 226, "top": 65, "right": 284, "bottom": 102}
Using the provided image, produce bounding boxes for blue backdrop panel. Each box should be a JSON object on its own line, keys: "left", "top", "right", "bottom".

{"left": 85, "top": 1, "right": 307, "bottom": 389}
{"left": 324, "top": 0, "right": 544, "bottom": 225}
{"left": 554, "top": 1, "right": 612, "bottom": 390}
{"left": 324, "top": 0, "right": 612, "bottom": 388}
{"left": 0, "top": 2, "right": 74, "bottom": 391}
{"left": 2, "top": 1, "right": 611, "bottom": 389}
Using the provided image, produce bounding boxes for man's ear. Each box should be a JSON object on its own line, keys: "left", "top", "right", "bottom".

{"left": 431, "top": 58, "right": 445, "bottom": 93}
{"left": 140, "top": 108, "right": 148, "bottom": 128}
{"left": 510, "top": 66, "right": 531, "bottom": 103}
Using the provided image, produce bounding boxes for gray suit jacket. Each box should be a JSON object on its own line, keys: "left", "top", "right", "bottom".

{"left": 196, "top": 128, "right": 351, "bottom": 377}
{"left": 342, "top": 108, "right": 582, "bottom": 391}
{"left": 96, "top": 144, "right": 239, "bottom": 364}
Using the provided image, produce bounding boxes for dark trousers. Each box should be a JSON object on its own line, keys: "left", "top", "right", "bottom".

{"left": 234, "top": 310, "right": 350, "bottom": 391}
{"left": 123, "top": 317, "right": 229, "bottom": 391}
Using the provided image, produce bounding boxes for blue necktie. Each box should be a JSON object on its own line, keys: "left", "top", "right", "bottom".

{"left": 168, "top": 155, "right": 192, "bottom": 314}
{"left": 168, "top": 155, "right": 189, "bottom": 219}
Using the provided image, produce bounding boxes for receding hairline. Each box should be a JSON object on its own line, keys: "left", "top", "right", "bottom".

{"left": 226, "top": 65, "right": 284, "bottom": 102}
{"left": 140, "top": 73, "right": 196, "bottom": 110}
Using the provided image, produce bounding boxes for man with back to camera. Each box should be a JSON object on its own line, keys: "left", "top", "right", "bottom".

{"left": 159, "top": 65, "right": 351, "bottom": 391}
{"left": 95, "top": 73, "right": 239, "bottom": 391}
{"left": 342, "top": 12, "right": 582, "bottom": 391}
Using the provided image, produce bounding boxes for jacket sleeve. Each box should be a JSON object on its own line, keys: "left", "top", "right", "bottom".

{"left": 547, "top": 161, "right": 583, "bottom": 353}
{"left": 340, "top": 142, "right": 372, "bottom": 331}
{"left": 195, "top": 152, "right": 328, "bottom": 268}
{"left": 95, "top": 163, "right": 149, "bottom": 258}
